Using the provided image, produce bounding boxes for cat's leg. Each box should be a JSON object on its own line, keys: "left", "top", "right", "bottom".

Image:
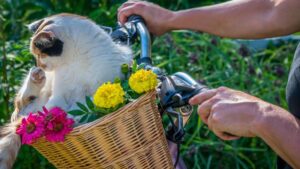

{"left": 12, "top": 67, "right": 46, "bottom": 121}
{"left": 44, "top": 76, "right": 68, "bottom": 110}
{"left": 45, "top": 94, "right": 68, "bottom": 110}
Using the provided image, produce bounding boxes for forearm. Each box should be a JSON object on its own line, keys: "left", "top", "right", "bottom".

{"left": 256, "top": 105, "right": 300, "bottom": 168}
{"left": 169, "top": 0, "right": 300, "bottom": 39}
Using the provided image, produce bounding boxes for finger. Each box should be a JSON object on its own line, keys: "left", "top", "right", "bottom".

{"left": 207, "top": 113, "right": 240, "bottom": 140}
{"left": 118, "top": 6, "right": 138, "bottom": 24}
{"left": 206, "top": 111, "right": 214, "bottom": 131}
{"left": 118, "top": 2, "right": 135, "bottom": 11}
{"left": 189, "top": 89, "right": 217, "bottom": 105}
{"left": 215, "top": 131, "right": 240, "bottom": 141}
{"left": 197, "top": 105, "right": 208, "bottom": 124}
{"left": 207, "top": 110, "right": 240, "bottom": 141}
{"left": 197, "top": 98, "right": 219, "bottom": 124}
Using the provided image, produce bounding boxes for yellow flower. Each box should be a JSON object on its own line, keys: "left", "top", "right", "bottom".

{"left": 93, "top": 82, "right": 125, "bottom": 109}
{"left": 129, "top": 69, "right": 158, "bottom": 94}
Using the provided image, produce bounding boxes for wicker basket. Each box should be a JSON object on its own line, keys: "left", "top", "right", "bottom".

{"left": 32, "top": 91, "right": 174, "bottom": 169}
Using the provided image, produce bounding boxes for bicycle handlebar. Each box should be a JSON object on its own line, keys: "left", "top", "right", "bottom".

{"left": 111, "top": 15, "right": 152, "bottom": 65}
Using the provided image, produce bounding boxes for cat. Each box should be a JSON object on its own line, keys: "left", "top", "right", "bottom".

{"left": 29, "top": 13, "right": 132, "bottom": 111}
{"left": 0, "top": 13, "right": 132, "bottom": 169}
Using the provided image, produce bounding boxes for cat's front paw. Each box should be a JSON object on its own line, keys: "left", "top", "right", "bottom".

{"left": 30, "top": 67, "right": 45, "bottom": 84}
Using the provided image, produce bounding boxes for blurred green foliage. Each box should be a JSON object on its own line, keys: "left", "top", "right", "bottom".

{"left": 0, "top": 0, "right": 297, "bottom": 168}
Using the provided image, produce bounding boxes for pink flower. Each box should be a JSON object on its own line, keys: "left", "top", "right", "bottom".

{"left": 16, "top": 113, "right": 45, "bottom": 145}
{"left": 41, "top": 107, "right": 74, "bottom": 142}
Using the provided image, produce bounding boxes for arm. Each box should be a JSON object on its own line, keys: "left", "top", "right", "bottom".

{"left": 258, "top": 106, "right": 300, "bottom": 169}
{"left": 118, "top": 0, "right": 300, "bottom": 38}
{"left": 189, "top": 87, "right": 300, "bottom": 168}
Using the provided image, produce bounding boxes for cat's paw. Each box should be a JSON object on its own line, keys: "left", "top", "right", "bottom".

{"left": 30, "top": 67, "right": 45, "bottom": 84}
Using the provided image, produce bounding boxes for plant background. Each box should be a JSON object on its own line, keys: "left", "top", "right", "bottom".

{"left": 0, "top": 0, "right": 297, "bottom": 168}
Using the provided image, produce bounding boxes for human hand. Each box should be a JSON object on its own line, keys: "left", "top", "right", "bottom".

{"left": 118, "top": 1, "right": 175, "bottom": 36}
{"left": 189, "top": 87, "right": 272, "bottom": 140}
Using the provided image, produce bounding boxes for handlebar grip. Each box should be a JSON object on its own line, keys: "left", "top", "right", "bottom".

{"left": 127, "top": 15, "right": 146, "bottom": 25}
{"left": 173, "top": 72, "right": 209, "bottom": 95}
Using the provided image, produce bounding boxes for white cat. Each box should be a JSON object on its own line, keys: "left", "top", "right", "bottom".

{"left": 0, "top": 13, "right": 132, "bottom": 169}
{"left": 29, "top": 13, "right": 132, "bottom": 111}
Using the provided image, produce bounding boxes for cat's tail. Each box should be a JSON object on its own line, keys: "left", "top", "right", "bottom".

{"left": 0, "top": 121, "right": 21, "bottom": 169}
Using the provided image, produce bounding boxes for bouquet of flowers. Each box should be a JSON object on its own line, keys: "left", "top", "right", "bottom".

{"left": 16, "top": 107, "right": 74, "bottom": 144}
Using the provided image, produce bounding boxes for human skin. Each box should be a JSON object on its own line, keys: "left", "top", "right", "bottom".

{"left": 189, "top": 87, "right": 300, "bottom": 169}
{"left": 118, "top": 0, "right": 300, "bottom": 168}
{"left": 118, "top": 0, "right": 300, "bottom": 38}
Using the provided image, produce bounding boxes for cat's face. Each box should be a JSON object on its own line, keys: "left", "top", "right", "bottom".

{"left": 28, "top": 13, "right": 107, "bottom": 71}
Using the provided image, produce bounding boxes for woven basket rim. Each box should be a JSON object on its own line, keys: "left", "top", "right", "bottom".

{"left": 68, "top": 90, "right": 157, "bottom": 136}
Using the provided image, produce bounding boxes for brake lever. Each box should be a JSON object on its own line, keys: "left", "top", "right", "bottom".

{"left": 158, "top": 72, "right": 208, "bottom": 143}
{"left": 165, "top": 107, "right": 185, "bottom": 143}
{"left": 159, "top": 72, "right": 208, "bottom": 109}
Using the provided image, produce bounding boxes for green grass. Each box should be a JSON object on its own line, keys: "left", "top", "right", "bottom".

{"left": 151, "top": 32, "right": 296, "bottom": 169}
{"left": 0, "top": 0, "right": 298, "bottom": 168}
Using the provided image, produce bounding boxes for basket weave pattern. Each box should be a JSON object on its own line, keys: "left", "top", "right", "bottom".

{"left": 32, "top": 91, "right": 174, "bottom": 169}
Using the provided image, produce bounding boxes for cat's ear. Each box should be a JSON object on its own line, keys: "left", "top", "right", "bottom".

{"left": 27, "top": 19, "right": 44, "bottom": 33}
{"left": 32, "top": 31, "right": 64, "bottom": 56}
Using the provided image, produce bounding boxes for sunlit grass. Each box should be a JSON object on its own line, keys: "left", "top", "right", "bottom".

{"left": 152, "top": 32, "right": 296, "bottom": 169}
{"left": 0, "top": 0, "right": 297, "bottom": 168}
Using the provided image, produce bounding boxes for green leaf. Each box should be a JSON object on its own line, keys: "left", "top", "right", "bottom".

{"left": 121, "top": 80, "right": 129, "bottom": 90}
{"left": 86, "top": 114, "right": 99, "bottom": 123}
{"left": 132, "top": 60, "right": 137, "bottom": 73}
{"left": 79, "top": 114, "right": 89, "bottom": 123}
{"left": 95, "top": 107, "right": 110, "bottom": 114}
{"left": 68, "top": 110, "right": 86, "bottom": 116}
{"left": 76, "top": 102, "right": 89, "bottom": 112}
{"left": 114, "top": 77, "right": 121, "bottom": 83}
{"left": 85, "top": 96, "right": 95, "bottom": 111}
